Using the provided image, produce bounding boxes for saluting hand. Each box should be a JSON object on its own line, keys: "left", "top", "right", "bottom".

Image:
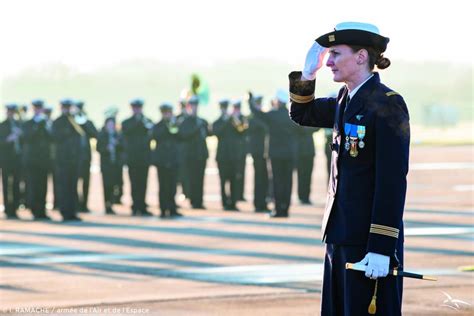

{"left": 302, "top": 42, "right": 328, "bottom": 81}
{"left": 356, "top": 252, "right": 390, "bottom": 279}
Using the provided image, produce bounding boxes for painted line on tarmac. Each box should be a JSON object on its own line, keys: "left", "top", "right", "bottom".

{"left": 410, "top": 162, "right": 474, "bottom": 170}
{"left": 405, "top": 208, "right": 473, "bottom": 217}
{"left": 0, "top": 230, "right": 318, "bottom": 263}
{"left": 1, "top": 252, "right": 220, "bottom": 267}
{"left": 405, "top": 227, "right": 474, "bottom": 236}
{"left": 453, "top": 185, "right": 474, "bottom": 192}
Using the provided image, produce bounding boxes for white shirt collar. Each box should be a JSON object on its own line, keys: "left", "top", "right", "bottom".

{"left": 348, "top": 74, "right": 374, "bottom": 100}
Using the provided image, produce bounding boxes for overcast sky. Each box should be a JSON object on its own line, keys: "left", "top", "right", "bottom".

{"left": 0, "top": 0, "right": 472, "bottom": 76}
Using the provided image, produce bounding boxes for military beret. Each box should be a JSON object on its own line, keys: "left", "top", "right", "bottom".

{"left": 44, "top": 104, "right": 54, "bottom": 112}
{"left": 253, "top": 95, "right": 263, "bottom": 102}
{"left": 159, "top": 102, "right": 173, "bottom": 111}
{"left": 31, "top": 99, "right": 45, "bottom": 108}
{"left": 130, "top": 98, "right": 144, "bottom": 107}
{"left": 232, "top": 99, "right": 242, "bottom": 108}
{"left": 60, "top": 98, "right": 74, "bottom": 107}
{"left": 219, "top": 99, "right": 230, "bottom": 108}
{"left": 75, "top": 100, "right": 85, "bottom": 109}
{"left": 5, "top": 103, "right": 18, "bottom": 110}
{"left": 188, "top": 95, "right": 199, "bottom": 105}
{"left": 316, "top": 22, "right": 389, "bottom": 52}
{"left": 104, "top": 106, "right": 118, "bottom": 118}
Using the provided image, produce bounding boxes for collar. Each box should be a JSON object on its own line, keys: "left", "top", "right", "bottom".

{"left": 348, "top": 73, "right": 374, "bottom": 100}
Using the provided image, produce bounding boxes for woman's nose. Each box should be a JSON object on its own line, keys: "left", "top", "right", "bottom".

{"left": 326, "top": 57, "right": 334, "bottom": 67}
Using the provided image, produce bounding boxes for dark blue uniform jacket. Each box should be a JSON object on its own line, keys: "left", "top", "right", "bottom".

{"left": 289, "top": 71, "right": 410, "bottom": 257}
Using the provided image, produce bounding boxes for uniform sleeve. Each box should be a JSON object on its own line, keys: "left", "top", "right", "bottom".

{"left": 288, "top": 71, "right": 337, "bottom": 128}
{"left": 249, "top": 103, "right": 270, "bottom": 125}
{"left": 84, "top": 121, "right": 98, "bottom": 139}
{"left": 96, "top": 131, "right": 107, "bottom": 154}
{"left": 367, "top": 93, "right": 410, "bottom": 256}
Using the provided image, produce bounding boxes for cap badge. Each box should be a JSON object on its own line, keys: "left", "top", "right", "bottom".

{"left": 329, "top": 35, "right": 335, "bottom": 42}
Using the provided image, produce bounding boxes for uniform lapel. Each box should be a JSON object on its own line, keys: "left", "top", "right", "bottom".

{"left": 335, "top": 87, "right": 349, "bottom": 134}
{"left": 344, "top": 73, "right": 379, "bottom": 122}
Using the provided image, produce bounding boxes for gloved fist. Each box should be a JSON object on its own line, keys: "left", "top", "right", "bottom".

{"left": 356, "top": 252, "right": 390, "bottom": 279}
{"left": 302, "top": 42, "right": 328, "bottom": 81}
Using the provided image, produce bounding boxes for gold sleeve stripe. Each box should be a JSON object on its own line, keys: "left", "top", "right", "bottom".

{"left": 386, "top": 91, "right": 399, "bottom": 97}
{"left": 370, "top": 228, "right": 399, "bottom": 239}
{"left": 290, "top": 92, "right": 314, "bottom": 103}
{"left": 371, "top": 224, "right": 399, "bottom": 233}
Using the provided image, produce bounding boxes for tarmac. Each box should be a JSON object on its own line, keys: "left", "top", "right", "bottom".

{"left": 1, "top": 145, "right": 473, "bottom": 315}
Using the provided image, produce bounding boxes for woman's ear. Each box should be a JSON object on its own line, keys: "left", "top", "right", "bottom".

{"left": 357, "top": 49, "right": 368, "bottom": 65}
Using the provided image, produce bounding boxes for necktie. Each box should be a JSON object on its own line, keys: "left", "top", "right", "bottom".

{"left": 344, "top": 95, "right": 351, "bottom": 113}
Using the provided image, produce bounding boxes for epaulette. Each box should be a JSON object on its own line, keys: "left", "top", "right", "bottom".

{"left": 385, "top": 91, "right": 399, "bottom": 97}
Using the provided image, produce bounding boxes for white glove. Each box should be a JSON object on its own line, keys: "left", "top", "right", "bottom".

{"left": 302, "top": 42, "right": 328, "bottom": 81}
{"left": 356, "top": 252, "right": 390, "bottom": 279}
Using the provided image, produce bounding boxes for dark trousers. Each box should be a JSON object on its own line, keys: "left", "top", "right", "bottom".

{"left": 50, "top": 168, "right": 59, "bottom": 209}
{"left": 177, "top": 156, "right": 190, "bottom": 199}
{"left": 157, "top": 166, "right": 178, "bottom": 214}
{"left": 77, "top": 161, "right": 91, "bottom": 210}
{"left": 26, "top": 165, "right": 48, "bottom": 217}
{"left": 128, "top": 164, "right": 149, "bottom": 212}
{"left": 252, "top": 156, "right": 268, "bottom": 210}
{"left": 236, "top": 155, "right": 246, "bottom": 200}
{"left": 217, "top": 160, "right": 238, "bottom": 208}
{"left": 187, "top": 159, "right": 206, "bottom": 208}
{"left": 1, "top": 164, "right": 21, "bottom": 216}
{"left": 57, "top": 162, "right": 79, "bottom": 219}
{"left": 297, "top": 155, "right": 314, "bottom": 202}
{"left": 322, "top": 243, "right": 404, "bottom": 316}
{"left": 270, "top": 158, "right": 293, "bottom": 214}
{"left": 101, "top": 161, "right": 122, "bottom": 209}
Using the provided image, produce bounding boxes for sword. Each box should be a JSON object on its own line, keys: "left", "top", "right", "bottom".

{"left": 346, "top": 263, "right": 437, "bottom": 281}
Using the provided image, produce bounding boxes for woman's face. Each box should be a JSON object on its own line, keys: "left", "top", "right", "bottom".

{"left": 326, "top": 44, "right": 361, "bottom": 83}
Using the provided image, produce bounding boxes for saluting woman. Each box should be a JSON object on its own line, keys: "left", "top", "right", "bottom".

{"left": 289, "top": 22, "right": 410, "bottom": 315}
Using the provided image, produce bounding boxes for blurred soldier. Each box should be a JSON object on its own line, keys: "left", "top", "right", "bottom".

{"left": 16, "top": 104, "right": 28, "bottom": 208}
{"left": 179, "top": 95, "right": 209, "bottom": 209}
{"left": 22, "top": 99, "right": 53, "bottom": 220}
{"left": 151, "top": 103, "right": 182, "bottom": 218}
{"left": 104, "top": 106, "right": 124, "bottom": 205}
{"left": 296, "top": 126, "right": 319, "bottom": 205}
{"left": 122, "top": 98, "right": 153, "bottom": 216}
{"left": 74, "top": 100, "right": 98, "bottom": 213}
{"left": 52, "top": 99, "right": 83, "bottom": 221}
{"left": 97, "top": 112, "right": 123, "bottom": 215}
{"left": 247, "top": 95, "right": 270, "bottom": 212}
{"left": 249, "top": 90, "right": 299, "bottom": 218}
{"left": 176, "top": 92, "right": 190, "bottom": 202}
{"left": 232, "top": 100, "right": 248, "bottom": 202}
{"left": 43, "top": 104, "right": 58, "bottom": 209}
{"left": 0, "top": 104, "right": 23, "bottom": 219}
{"left": 212, "top": 99, "right": 247, "bottom": 211}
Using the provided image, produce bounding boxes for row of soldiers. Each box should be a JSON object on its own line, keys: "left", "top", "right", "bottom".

{"left": 0, "top": 91, "right": 332, "bottom": 221}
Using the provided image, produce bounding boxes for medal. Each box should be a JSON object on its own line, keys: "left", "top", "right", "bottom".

{"left": 349, "top": 137, "right": 359, "bottom": 157}
{"left": 349, "top": 125, "right": 359, "bottom": 157}
{"left": 357, "top": 125, "right": 366, "bottom": 149}
{"left": 344, "top": 123, "right": 352, "bottom": 151}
